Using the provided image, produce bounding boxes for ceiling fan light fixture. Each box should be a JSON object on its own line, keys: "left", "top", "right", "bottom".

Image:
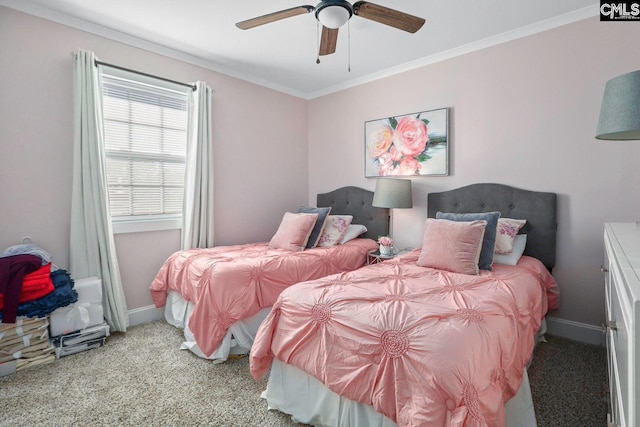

{"left": 316, "top": 1, "right": 353, "bottom": 29}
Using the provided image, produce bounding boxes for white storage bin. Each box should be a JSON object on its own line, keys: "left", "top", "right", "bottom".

{"left": 49, "top": 277, "right": 104, "bottom": 337}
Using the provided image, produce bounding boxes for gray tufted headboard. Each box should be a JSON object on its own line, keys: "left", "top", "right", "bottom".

{"left": 427, "top": 183, "right": 557, "bottom": 271}
{"left": 317, "top": 186, "right": 389, "bottom": 241}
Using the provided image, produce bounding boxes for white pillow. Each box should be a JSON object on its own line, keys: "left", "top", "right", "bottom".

{"left": 493, "top": 234, "right": 527, "bottom": 265}
{"left": 339, "top": 224, "right": 368, "bottom": 244}
{"left": 317, "top": 215, "right": 353, "bottom": 247}
{"left": 495, "top": 218, "right": 526, "bottom": 254}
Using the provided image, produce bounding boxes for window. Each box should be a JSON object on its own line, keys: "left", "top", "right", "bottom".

{"left": 101, "top": 70, "right": 189, "bottom": 233}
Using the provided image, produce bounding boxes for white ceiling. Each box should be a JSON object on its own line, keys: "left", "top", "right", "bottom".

{"left": 1, "top": 0, "right": 598, "bottom": 99}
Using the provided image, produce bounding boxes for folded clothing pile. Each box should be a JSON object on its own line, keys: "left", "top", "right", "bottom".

{"left": 1, "top": 241, "right": 78, "bottom": 323}
{"left": 0, "top": 262, "right": 55, "bottom": 308}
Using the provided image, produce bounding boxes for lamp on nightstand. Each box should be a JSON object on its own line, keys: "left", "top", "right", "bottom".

{"left": 596, "top": 69, "right": 640, "bottom": 140}
{"left": 372, "top": 178, "right": 413, "bottom": 238}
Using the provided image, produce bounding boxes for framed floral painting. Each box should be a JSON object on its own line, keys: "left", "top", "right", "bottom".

{"left": 365, "top": 107, "right": 448, "bottom": 177}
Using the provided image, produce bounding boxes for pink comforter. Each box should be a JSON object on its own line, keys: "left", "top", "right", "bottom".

{"left": 150, "top": 238, "right": 378, "bottom": 357}
{"left": 250, "top": 251, "right": 559, "bottom": 427}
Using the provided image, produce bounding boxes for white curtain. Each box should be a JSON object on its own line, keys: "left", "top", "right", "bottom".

{"left": 70, "top": 49, "right": 128, "bottom": 332}
{"left": 182, "top": 81, "right": 214, "bottom": 249}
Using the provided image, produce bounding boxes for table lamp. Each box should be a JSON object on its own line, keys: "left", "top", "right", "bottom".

{"left": 372, "top": 178, "right": 413, "bottom": 238}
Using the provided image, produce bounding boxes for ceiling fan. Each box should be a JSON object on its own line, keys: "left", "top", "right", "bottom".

{"left": 236, "top": 1, "right": 425, "bottom": 58}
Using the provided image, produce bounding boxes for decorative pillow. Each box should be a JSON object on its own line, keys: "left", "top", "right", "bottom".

{"left": 298, "top": 206, "right": 331, "bottom": 248}
{"left": 435, "top": 211, "right": 500, "bottom": 271}
{"left": 417, "top": 218, "right": 487, "bottom": 275}
{"left": 495, "top": 218, "right": 527, "bottom": 254}
{"left": 269, "top": 212, "right": 319, "bottom": 251}
{"left": 339, "top": 224, "right": 368, "bottom": 244}
{"left": 494, "top": 234, "right": 527, "bottom": 265}
{"left": 317, "top": 215, "right": 353, "bottom": 247}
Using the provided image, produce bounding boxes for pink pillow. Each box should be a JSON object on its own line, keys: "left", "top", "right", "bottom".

{"left": 495, "top": 218, "right": 527, "bottom": 254}
{"left": 269, "top": 212, "right": 319, "bottom": 251}
{"left": 417, "top": 218, "right": 487, "bottom": 275}
{"left": 317, "top": 215, "right": 353, "bottom": 247}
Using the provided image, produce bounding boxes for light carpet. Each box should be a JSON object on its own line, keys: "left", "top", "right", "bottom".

{"left": 0, "top": 321, "right": 607, "bottom": 426}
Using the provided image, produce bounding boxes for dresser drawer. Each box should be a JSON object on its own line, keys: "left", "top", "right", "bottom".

{"left": 604, "top": 223, "right": 640, "bottom": 427}
{"left": 608, "top": 270, "right": 629, "bottom": 427}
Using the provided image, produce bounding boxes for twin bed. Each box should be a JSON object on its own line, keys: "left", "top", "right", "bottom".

{"left": 150, "top": 186, "right": 388, "bottom": 362}
{"left": 150, "top": 183, "right": 560, "bottom": 427}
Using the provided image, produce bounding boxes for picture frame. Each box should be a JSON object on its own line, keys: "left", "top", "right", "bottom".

{"left": 364, "top": 107, "right": 448, "bottom": 177}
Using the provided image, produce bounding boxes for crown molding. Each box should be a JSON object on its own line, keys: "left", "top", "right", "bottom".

{"left": 1, "top": 1, "right": 598, "bottom": 100}
{"left": 307, "top": 5, "right": 599, "bottom": 99}
{"left": 0, "top": 0, "right": 308, "bottom": 98}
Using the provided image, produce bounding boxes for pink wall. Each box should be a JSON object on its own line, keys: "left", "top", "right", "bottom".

{"left": 308, "top": 17, "right": 640, "bottom": 330}
{"left": 0, "top": 7, "right": 309, "bottom": 310}
{"left": 3, "top": 4, "right": 640, "bottom": 336}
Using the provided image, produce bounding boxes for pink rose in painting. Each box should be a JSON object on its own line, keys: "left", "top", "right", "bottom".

{"left": 389, "top": 145, "right": 403, "bottom": 162}
{"left": 367, "top": 123, "right": 394, "bottom": 158}
{"left": 377, "top": 153, "right": 397, "bottom": 176}
{"left": 393, "top": 116, "right": 428, "bottom": 157}
{"left": 397, "top": 157, "right": 421, "bottom": 175}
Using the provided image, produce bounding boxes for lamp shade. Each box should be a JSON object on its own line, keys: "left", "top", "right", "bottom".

{"left": 372, "top": 178, "right": 413, "bottom": 209}
{"left": 596, "top": 69, "right": 640, "bottom": 140}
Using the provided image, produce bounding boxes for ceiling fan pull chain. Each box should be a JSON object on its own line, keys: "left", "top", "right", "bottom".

{"left": 316, "top": 19, "right": 321, "bottom": 64}
{"left": 348, "top": 19, "right": 351, "bottom": 72}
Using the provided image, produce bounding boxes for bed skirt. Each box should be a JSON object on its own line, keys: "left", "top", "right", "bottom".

{"left": 164, "top": 291, "right": 270, "bottom": 363}
{"left": 262, "top": 359, "right": 537, "bottom": 427}
{"left": 261, "top": 319, "right": 547, "bottom": 426}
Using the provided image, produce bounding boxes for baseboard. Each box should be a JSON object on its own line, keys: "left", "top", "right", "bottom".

{"left": 127, "top": 304, "right": 164, "bottom": 328}
{"left": 124, "top": 307, "right": 606, "bottom": 347}
{"left": 545, "top": 316, "right": 606, "bottom": 347}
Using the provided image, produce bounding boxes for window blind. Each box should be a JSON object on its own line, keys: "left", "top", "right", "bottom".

{"left": 101, "top": 74, "right": 188, "bottom": 220}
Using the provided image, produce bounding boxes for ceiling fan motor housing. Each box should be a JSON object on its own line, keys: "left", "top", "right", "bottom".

{"left": 315, "top": 0, "right": 354, "bottom": 28}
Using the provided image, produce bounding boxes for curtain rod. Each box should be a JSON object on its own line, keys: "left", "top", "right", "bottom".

{"left": 94, "top": 59, "right": 196, "bottom": 91}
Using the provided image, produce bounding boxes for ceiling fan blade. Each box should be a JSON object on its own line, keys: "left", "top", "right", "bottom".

{"left": 319, "top": 26, "right": 339, "bottom": 56}
{"left": 353, "top": 1, "right": 425, "bottom": 33}
{"left": 236, "top": 5, "right": 314, "bottom": 30}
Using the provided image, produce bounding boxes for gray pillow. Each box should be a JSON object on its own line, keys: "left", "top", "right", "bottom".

{"left": 298, "top": 206, "right": 331, "bottom": 248}
{"left": 435, "top": 211, "right": 501, "bottom": 270}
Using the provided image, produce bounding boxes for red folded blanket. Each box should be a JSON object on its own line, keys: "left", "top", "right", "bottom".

{"left": 0, "top": 263, "right": 54, "bottom": 309}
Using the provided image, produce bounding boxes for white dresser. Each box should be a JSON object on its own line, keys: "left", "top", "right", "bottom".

{"left": 604, "top": 223, "right": 640, "bottom": 427}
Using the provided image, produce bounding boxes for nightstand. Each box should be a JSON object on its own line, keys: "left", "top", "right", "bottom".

{"left": 366, "top": 249, "right": 396, "bottom": 265}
